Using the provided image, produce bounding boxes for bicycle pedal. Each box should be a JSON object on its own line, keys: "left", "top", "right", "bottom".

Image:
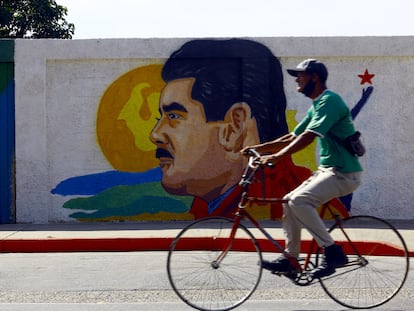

{"left": 271, "top": 270, "right": 297, "bottom": 278}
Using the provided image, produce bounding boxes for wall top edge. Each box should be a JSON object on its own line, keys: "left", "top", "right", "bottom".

{"left": 14, "top": 36, "right": 414, "bottom": 60}
{"left": 13, "top": 35, "right": 414, "bottom": 40}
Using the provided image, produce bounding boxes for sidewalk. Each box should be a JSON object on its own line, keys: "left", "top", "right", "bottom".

{"left": 0, "top": 220, "right": 413, "bottom": 255}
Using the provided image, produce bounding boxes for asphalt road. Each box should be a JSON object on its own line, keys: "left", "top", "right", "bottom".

{"left": 0, "top": 251, "right": 412, "bottom": 311}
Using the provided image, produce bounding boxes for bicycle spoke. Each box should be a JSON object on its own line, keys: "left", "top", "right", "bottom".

{"left": 319, "top": 216, "right": 409, "bottom": 309}
{"left": 167, "top": 217, "right": 262, "bottom": 311}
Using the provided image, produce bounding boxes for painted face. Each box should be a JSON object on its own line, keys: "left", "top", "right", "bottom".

{"left": 150, "top": 78, "right": 231, "bottom": 198}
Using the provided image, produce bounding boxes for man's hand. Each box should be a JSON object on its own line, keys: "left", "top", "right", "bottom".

{"left": 240, "top": 146, "right": 253, "bottom": 156}
{"left": 240, "top": 146, "right": 262, "bottom": 156}
{"left": 258, "top": 154, "right": 279, "bottom": 166}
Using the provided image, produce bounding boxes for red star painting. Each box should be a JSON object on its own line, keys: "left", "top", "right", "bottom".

{"left": 358, "top": 69, "right": 375, "bottom": 85}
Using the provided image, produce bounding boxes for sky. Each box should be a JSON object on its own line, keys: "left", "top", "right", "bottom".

{"left": 60, "top": 0, "right": 414, "bottom": 39}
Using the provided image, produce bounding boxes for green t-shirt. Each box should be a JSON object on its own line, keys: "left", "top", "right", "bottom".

{"left": 293, "top": 90, "right": 363, "bottom": 173}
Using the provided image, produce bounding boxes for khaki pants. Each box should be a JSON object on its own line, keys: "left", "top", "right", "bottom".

{"left": 283, "top": 167, "right": 362, "bottom": 258}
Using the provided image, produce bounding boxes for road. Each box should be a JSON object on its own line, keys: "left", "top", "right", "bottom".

{"left": 0, "top": 251, "right": 412, "bottom": 311}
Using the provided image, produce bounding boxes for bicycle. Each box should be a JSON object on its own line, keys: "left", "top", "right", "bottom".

{"left": 167, "top": 149, "right": 409, "bottom": 311}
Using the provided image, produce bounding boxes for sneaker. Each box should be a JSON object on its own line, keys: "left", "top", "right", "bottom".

{"left": 261, "top": 256, "right": 295, "bottom": 274}
{"left": 311, "top": 244, "right": 348, "bottom": 279}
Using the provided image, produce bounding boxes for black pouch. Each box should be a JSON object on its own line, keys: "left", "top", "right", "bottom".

{"left": 330, "top": 131, "right": 366, "bottom": 157}
{"left": 344, "top": 131, "right": 366, "bottom": 157}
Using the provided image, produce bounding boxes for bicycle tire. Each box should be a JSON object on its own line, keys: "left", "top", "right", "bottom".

{"left": 318, "top": 215, "right": 409, "bottom": 309}
{"left": 167, "top": 217, "right": 263, "bottom": 311}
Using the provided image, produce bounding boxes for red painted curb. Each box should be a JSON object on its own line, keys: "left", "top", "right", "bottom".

{"left": 0, "top": 238, "right": 174, "bottom": 253}
{"left": 1, "top": 237, "right": 413, "bottom": 257}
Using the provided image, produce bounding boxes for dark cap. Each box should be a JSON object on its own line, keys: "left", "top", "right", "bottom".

{"left": 287, "top": 59, "right": 328, "bottom": 82}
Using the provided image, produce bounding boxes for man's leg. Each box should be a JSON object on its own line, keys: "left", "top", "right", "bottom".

{"left": 261, "top": 173, "right": 323, "bottom": 273}
{"left": 288, "top": 167, "right": 360, "bottom": 242}
{"left": 261, "top": 190, "right": 304, "bottom": 273}
{"left": 261, "top": 167, "right": 360, "bottom": 274}
{"left": 287, "top": 199, "right": 335, "bottom": 248}
{"left": 282, "top": 169, "right": 339, "bottom": 253}
{"left": 287, "top": 167, "right": 361, "bottom": 277}
{"left": 282, "top": 200, "right": 302, "bottom": 258}
{"left": 261, "top": 169, "right": 337, "bottom": 273}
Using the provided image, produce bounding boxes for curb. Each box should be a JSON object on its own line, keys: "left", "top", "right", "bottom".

{"left": 0, "top": 238, "right": 174, "bottom": 253}
{"left": 1, "top": 237, "right": 413, "bottom": 257}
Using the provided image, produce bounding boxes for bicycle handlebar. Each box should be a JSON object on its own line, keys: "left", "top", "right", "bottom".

{"left": 244, "top": 148, "right": 261, "bottom": 158}
{"left": 245, "top": 148, "right": 274, "bottom": 169}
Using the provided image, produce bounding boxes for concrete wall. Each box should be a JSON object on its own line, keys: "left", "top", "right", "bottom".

{"left": 14, "top": 37, "right": 414, "bottom": 223}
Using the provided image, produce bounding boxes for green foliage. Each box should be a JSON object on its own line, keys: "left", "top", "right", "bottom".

{"left": 0, "top": 0, "right": 74, "bottom": 39}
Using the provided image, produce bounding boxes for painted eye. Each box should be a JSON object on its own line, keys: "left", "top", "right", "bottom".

{"left": 167, "top": 113, "right": 181, "bottom": 120}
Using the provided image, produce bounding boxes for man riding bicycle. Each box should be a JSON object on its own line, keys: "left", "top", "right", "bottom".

{"left": 243, "top": 59, "right": 363, "bottom": 278}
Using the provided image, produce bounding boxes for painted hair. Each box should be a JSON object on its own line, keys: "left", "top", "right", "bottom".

{"left": 162, "top": 39, "right": 288, "bottom": 142}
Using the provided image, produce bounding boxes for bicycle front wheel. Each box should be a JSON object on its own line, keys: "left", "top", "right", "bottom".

{"left": 319, "top": 215, "right": 409, "bottom": 309}
{"left": 167, "top": 217, "right": 263, "bottom": 311}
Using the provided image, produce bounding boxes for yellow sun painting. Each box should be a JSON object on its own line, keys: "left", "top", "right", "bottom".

{"left": 96, "top": 64, "right": 164, "bottom": 172}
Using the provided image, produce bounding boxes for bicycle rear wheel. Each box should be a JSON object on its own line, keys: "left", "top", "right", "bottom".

{"left": 167, "top": 217, "right": 262, "bottom": 311}
{"left": 319, "top": 215, "right": 409, "bottom": 309}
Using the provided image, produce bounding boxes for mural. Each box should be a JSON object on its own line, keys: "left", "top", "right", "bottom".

{"left": 51, "top": 39, "right": 373, "bottom": 222}
{"left": 51, "top": 64, "right": 193, "bottom": 221}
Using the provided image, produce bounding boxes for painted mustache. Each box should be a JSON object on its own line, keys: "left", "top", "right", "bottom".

{"left": 155, "top": 148, "right": 174, "bottom": 159}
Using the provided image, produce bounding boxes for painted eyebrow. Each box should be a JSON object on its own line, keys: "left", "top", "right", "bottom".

{"left": 161, "top": 102, "right": 188, "bottom": 113}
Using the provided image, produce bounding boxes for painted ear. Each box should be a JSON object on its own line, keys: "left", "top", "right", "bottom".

{"left": 219, "top": 104, "right": 249, "bottom": 152}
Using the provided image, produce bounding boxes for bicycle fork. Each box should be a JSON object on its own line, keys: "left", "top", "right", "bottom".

{"left": 211, "top": 215, "right": 243, "bottom": 269}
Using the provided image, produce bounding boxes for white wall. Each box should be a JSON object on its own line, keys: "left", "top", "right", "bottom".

{"left": 14, "top": 37, "right": 414, "bottom": 223}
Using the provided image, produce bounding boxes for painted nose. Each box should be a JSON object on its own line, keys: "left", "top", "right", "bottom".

{"left": 150, "top": 121, "right": 167, "bottom": 146}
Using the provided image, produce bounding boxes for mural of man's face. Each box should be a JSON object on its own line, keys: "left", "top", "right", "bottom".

{"left": 150, "top": 77, "right": 238, "bottom": 200}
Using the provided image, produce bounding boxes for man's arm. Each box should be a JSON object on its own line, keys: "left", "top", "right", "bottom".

{"left": 260, "top": 130, "right": 317, "bottom": 164}
{"left": 241, "top": 133, "right": 296, "bottom": 155}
